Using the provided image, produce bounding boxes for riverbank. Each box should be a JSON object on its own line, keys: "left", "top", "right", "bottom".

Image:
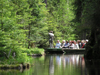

{"left": 0, "top": 63, "right": 30, "bottom": 70}
{"left": 0, "top": 48, "right": 44, "bottom": 70}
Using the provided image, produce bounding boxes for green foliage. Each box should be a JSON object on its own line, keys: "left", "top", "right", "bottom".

{"left": 0, "top": 0, "right": 31, "bottom": 57}
{"left": 0, "top": 0, "right": 77, "bottom": 63}
{"left": 46, "top": 0, "right": 75, "bottom": 41}
{"left": 22, "top": 47, "right": 44, "bottom": 55}
{"left": 16, "top": 53, "right": 29, "bottom": 64}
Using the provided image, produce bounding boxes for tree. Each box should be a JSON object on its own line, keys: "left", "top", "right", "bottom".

{"left": 73, "top": 0, "right": 100, "bottom": 59}
{"left": 0, "top": 0, "right": 32, "bottom": 58}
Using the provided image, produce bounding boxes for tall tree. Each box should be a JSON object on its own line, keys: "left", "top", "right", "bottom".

{"left": 0, "top": 0, "right": 32, "bottom": 58}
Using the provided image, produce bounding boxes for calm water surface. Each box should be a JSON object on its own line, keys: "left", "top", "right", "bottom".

{"left": 0, "top": 54, "right": 99, "bottom": 75}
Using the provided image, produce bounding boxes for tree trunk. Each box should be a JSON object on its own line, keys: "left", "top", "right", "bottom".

{"left": 44, "top": 0, "right": 47, "bottom": 7}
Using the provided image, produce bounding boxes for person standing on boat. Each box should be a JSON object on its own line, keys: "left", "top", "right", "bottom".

{"left": 49, "top": 31, "right": 54, "bottom": 48}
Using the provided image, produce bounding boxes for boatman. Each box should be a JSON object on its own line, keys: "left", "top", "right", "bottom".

{"left": 48, "top": 31, "right": 54, "bottom": 48}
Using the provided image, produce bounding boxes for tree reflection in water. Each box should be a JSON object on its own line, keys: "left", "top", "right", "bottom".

{"left": 85, "top": 60, "right": 100, "bottom": 75}
{"left": 2, "top": 54, "right": 99, "bottom": 75}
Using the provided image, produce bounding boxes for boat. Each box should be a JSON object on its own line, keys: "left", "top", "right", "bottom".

{"left": 45, "top": 48, "right": 85, "bottom": 54}
{"left": 62, "top": 48, "right": 85, "bottom": 54}
{"left": 45, "top": 48, "right": 63, "bottom": 53}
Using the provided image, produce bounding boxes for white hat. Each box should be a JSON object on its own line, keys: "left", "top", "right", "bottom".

{"left": 86, "top": 39, "right": 88, "bottom": 42}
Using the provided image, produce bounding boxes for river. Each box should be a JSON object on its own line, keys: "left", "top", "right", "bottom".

{"left": 0, "top": 54, "right": 99, "bottom": 75}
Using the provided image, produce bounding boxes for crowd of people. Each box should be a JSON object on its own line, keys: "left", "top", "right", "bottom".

{"left": 55, "top": 40, "right": 88, "bottom": 49}
{"left": 48, "top": 31, "right": 88, "bottom": 49}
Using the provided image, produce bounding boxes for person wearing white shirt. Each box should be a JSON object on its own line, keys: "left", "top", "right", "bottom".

{"left": 73, "top": 41, "right": 79, "bottom": 49}
{"left": 55, "top": 40, "right": 61, "bottom": 48}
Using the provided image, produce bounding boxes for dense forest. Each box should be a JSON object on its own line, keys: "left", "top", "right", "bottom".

{"left": 73, "top": 0, "right": 100, "bottom": 59}
{"left": 0, "top": 0, "right": 100, "bottom": 61}
{"left": 0, "top": 0, "right": 76, "bottom": 60}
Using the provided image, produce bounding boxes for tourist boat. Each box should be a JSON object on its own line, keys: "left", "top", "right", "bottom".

{"left": 45, "top": 48, "right": 85, "bottom": 54}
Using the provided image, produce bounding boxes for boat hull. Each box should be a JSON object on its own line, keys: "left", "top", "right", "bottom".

{"left": 45, "top": 48, "right": 85, "bottom": 54}
{"left": 45, "top": 48, "right": 63, "bottom": 53}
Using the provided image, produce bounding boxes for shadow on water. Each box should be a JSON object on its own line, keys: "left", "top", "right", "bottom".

{"left": 85, "top": 59, "right": 100, "bottom": 75}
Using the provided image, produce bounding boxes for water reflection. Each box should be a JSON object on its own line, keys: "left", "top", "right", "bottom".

{"left": 49, "top": 56, "right": 54, "bottom": 75}
{"left": 48, "top": 54, "right": 86, "bottom": 75}
{"left": 1, "top": 54, "right": 100, "bottom": 75}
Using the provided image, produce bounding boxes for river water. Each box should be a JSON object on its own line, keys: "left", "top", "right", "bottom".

{"left": 0, "top": 54, "right": 99, "bottom": 75}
